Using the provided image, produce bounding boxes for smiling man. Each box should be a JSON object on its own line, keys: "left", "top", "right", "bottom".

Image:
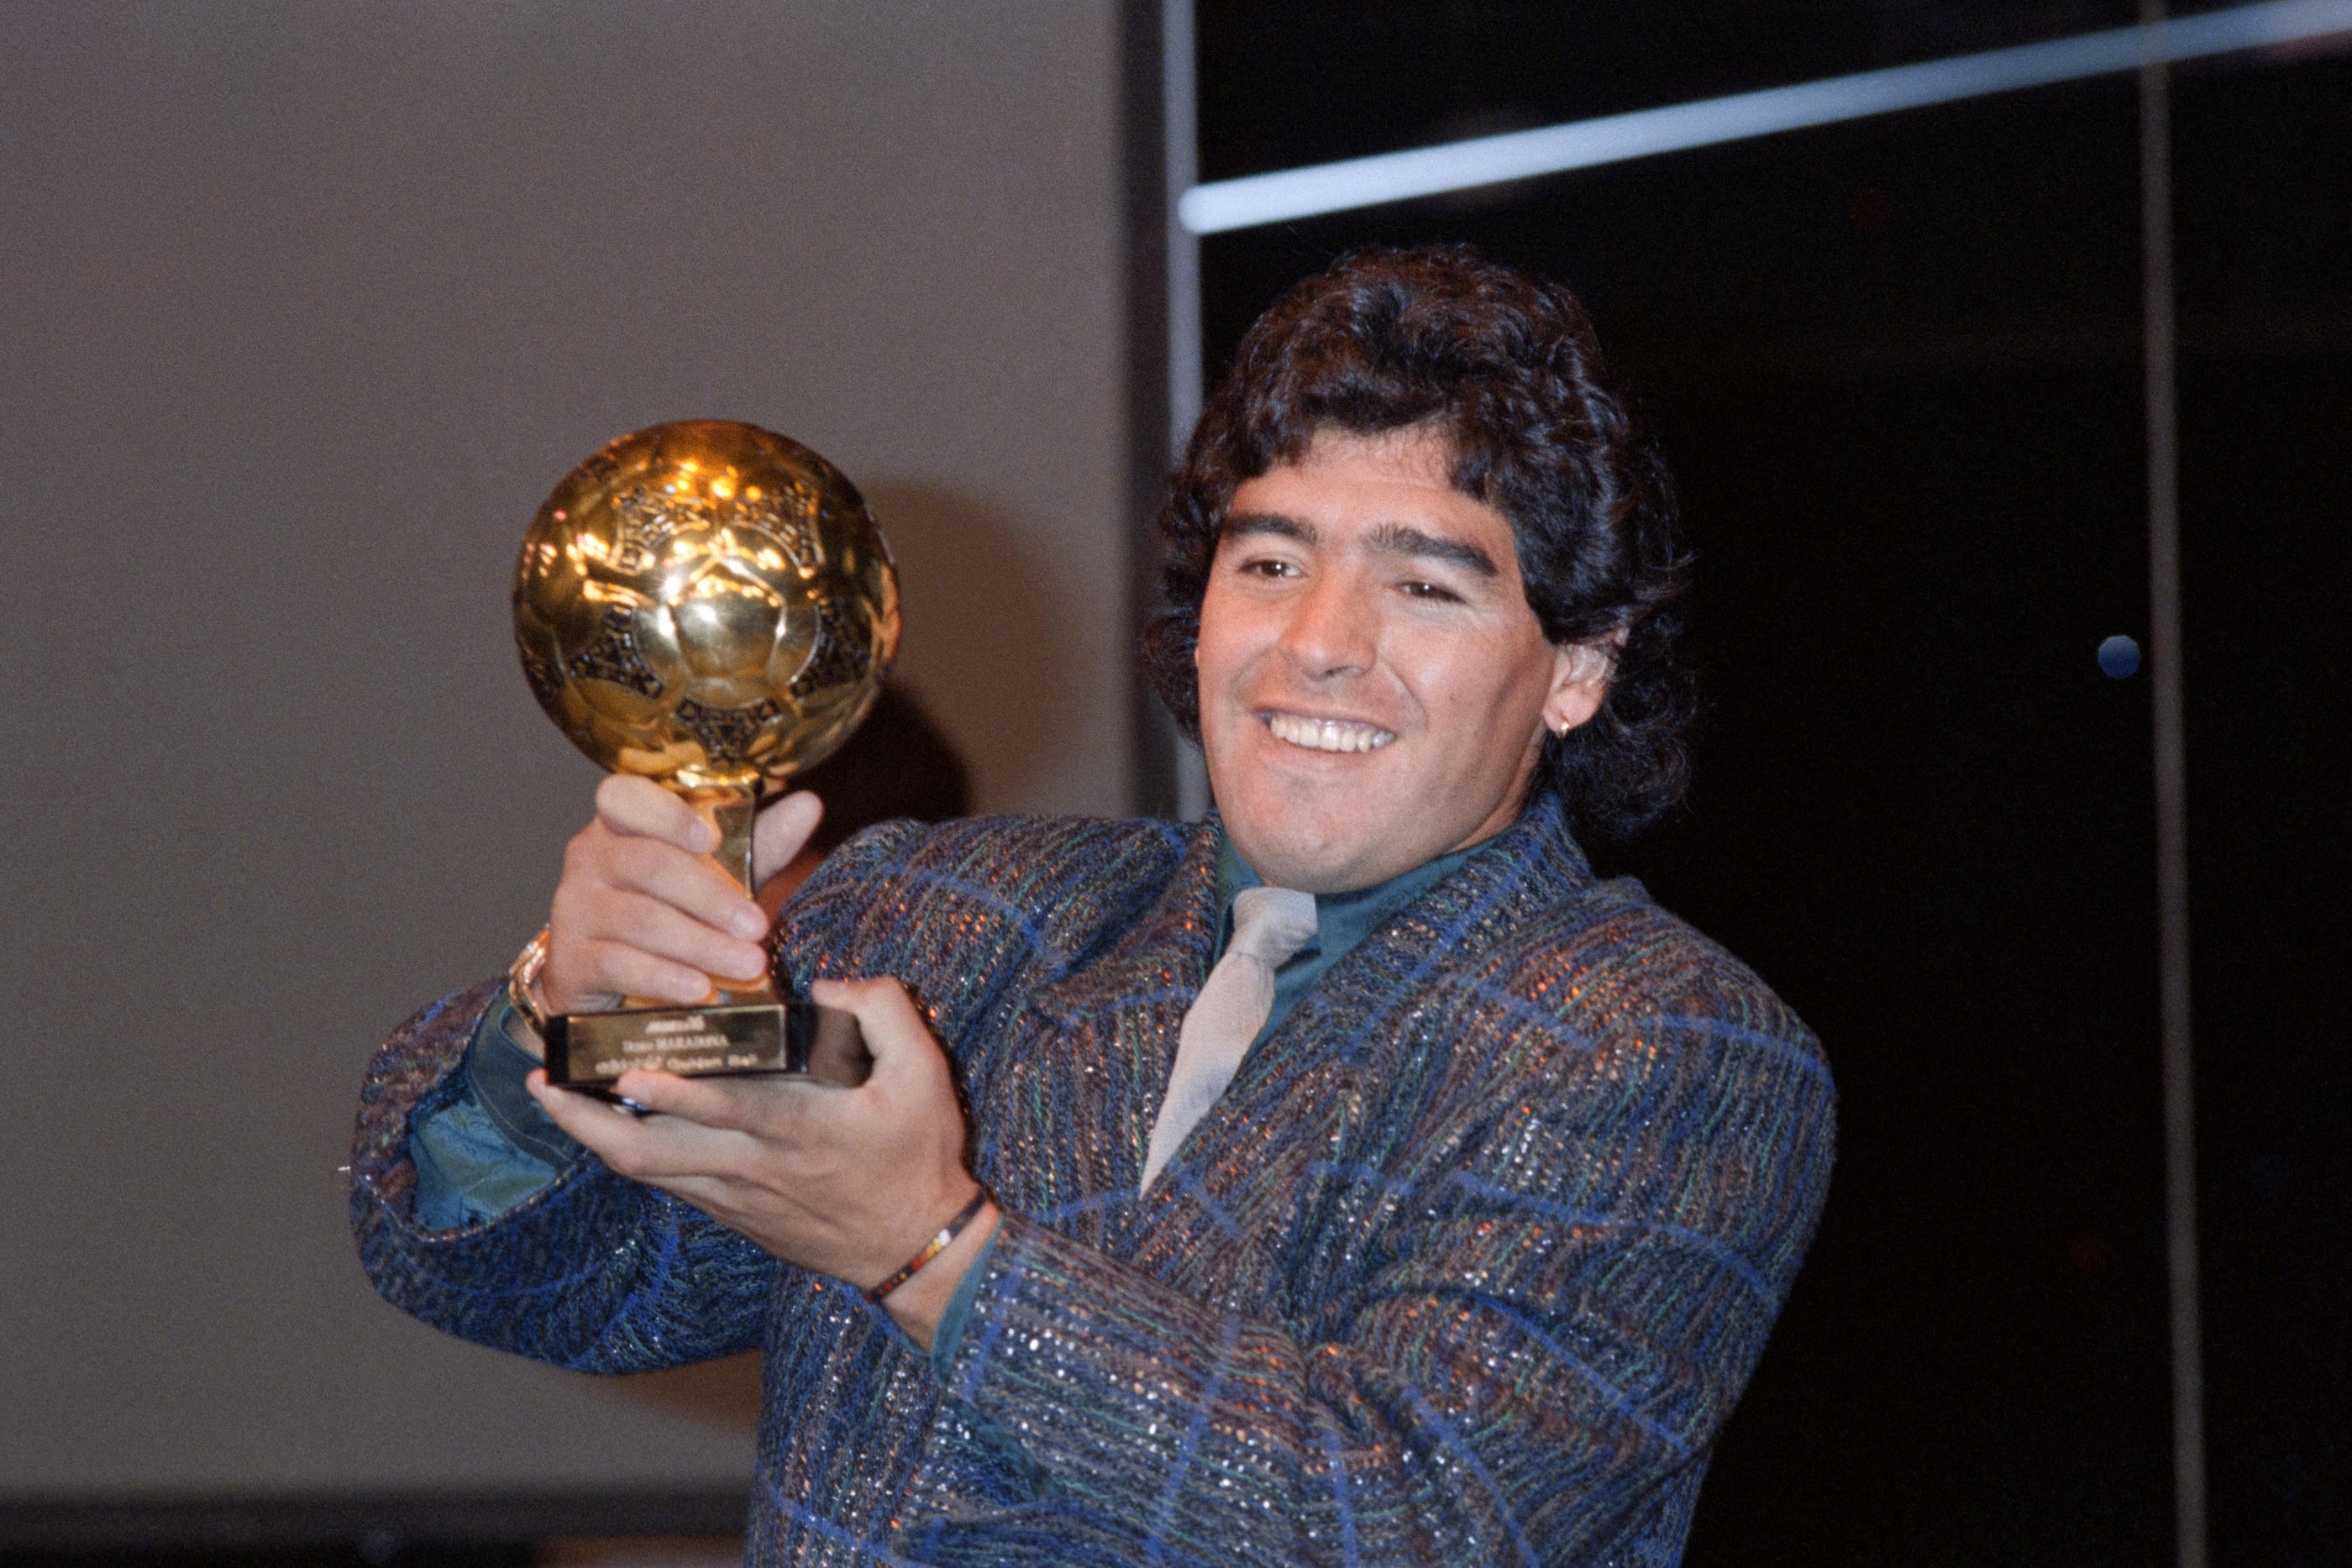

{"left": 1197, "top": 424, "right": 1612, "bottom": 894}
{"left": 353, "top": 246, "right": 1835, "bottom": 1567}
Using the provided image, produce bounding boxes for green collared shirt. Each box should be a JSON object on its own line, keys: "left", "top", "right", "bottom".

{"left": 1216, "top": 827, "right": 1482, "bottom": 1048}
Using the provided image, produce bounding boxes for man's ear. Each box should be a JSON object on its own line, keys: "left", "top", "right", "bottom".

{"left": 1541, "top": 632, "right": 1623, "bottom": 737}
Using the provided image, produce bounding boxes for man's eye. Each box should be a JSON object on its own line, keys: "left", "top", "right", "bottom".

{"left": 1238, "top": 557, "right": 1295, "bottom": 577}
{"left": 1399, "top": 579, "right": 1462, "bottom": 602}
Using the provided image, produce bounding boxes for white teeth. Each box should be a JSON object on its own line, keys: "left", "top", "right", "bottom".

{"left": 1267, "top": 713, "right": 1397, "bottom": 753}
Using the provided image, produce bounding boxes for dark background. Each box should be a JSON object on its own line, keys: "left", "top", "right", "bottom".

{"left": 1199, "top": 4, "right": 2349, "bottom": 1564}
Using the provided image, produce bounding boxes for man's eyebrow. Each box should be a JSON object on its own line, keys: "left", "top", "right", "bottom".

{"left": 1370, "top": 523, "right": 1498, "bottom": 578}
{"left": 1220, "top": 511, "right": 1318, "bottom": 546}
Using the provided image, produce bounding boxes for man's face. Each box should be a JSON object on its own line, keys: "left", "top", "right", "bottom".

{"left": 1195, "top": 425, "right": 1609, "bottom": 894}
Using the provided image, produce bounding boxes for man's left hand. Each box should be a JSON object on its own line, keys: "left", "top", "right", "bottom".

{"left": 527, "top": 977, "right": 995, "bottom": 1347}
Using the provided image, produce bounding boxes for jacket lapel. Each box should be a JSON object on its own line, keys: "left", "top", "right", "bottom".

{"left": 971, "top": 822, "right": 1221, "bottom": 1244}
{"left": 972, "top": 799, "right": 1597, "bottom": 1265}
{"left": 1132, "top": 796, "right": 1597, "bottom": 1226}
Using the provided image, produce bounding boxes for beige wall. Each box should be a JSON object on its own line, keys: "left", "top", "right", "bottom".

{"left": 0, "top": 0, "right": 1131, "bottom": 1494}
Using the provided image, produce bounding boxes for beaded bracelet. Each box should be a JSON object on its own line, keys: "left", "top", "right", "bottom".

{"left": 864, "top": 1188, "right": 993, "bottom": 1304}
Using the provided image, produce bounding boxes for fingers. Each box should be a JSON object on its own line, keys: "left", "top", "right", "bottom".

{"left": 753, "top": 791, "right": 825, "bottom": 888}
{"left": 542, "top": 782, "right": 774, "bottom": 1015}
{"left": 528, "top": 991, "right": 979, "bottom": 1283}
{"left": 596, "top": 774, "right": 717, "bottom": 852}
{"left": 596, "top": 889, "right": 766, "bottom": 984}
{"left": 585, "top": 779, "right": 765, "bottom": 936}
{"left": 807, "top": 978, "right": 950, "bottom": 1090}
{"left": 546, "top": 876, "right": 768, "bottom": 1012}
{"left": 586, "top": 775, "right": 766, "bottom": 935}
{"left": 530, "top": 1072, "right": 761, "bottom": 1182}
{"left": 610, "top": 1068, "right": 811, "bottom": 1139}
{"left": 568, "top": 938, "right": 717, "bottom": 1009}
{"left": 807, "top": 975, "right": 921, "bottom": 1036}
{"left": 585, "top": 831, "right": 767, "bottom": 939}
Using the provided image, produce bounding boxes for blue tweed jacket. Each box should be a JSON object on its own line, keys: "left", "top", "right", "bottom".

{"left": 351, "top": 795, "right": 1834, "bottom": 1566}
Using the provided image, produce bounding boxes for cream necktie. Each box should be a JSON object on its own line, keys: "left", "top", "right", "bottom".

{"left": 1139, "top": 884, "right": 1319, "bottom": 1193}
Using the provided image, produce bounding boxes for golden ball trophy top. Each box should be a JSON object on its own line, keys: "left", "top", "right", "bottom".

{"left": 513, "top": 419, "right": 900, "bottom": 798}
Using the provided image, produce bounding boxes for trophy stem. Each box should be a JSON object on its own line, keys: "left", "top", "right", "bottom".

{"left": 678, "top": 779, "right": 774, "bottom": 1004}
{"left": 680, "top": 782, "right": 760, "bottom": 893}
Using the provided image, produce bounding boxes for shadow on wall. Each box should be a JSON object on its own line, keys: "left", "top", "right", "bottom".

{"left": 861, "top": 479, "right": 1089, "bottom": 815}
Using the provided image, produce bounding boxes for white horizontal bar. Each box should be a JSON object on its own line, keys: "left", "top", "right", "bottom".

{"left": 1179, "top": 0, "right": 2352, "bottom": 233}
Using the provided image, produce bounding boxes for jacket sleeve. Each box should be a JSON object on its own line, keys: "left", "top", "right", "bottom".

{"left": 344, "top": 820, "right": 948, "bottom": 1372}
{"left": 349, "top": 978, "right": 780, "bottom": 1371}
{"left": 932, "top": 976, "right": 1836, "bottom": 1565}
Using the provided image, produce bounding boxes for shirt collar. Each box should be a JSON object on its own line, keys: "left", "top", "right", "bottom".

{"left": 1214, "top": 825, "right": 1487, "bottom": 969}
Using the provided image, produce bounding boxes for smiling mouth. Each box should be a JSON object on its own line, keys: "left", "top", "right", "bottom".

{"left": 1266, "top": 713, "right": 1397, "bottom": 753}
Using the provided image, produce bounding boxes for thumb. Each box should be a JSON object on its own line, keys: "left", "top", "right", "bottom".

{"left": 753, "top": 790, "right": 825, "bottom": 889}
{"left": 808, "top": 977, "right": 944, "bottom": 1088}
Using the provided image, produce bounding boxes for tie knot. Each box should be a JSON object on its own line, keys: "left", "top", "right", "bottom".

{"left": 1229, "top": 884, "right": 1317, "bottom": 968}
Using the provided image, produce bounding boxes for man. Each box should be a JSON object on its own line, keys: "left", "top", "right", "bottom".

{"left": 353, "top": 245, "right": 1835, "bottom": 1565}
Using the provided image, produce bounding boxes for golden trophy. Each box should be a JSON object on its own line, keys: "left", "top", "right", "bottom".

{"left": 513, "top": 420, "right": 898, "bottom": 1093}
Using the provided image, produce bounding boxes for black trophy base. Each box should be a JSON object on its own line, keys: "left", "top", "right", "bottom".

{"left": 543, "top": 999, "right": 871, "bottom": 1097}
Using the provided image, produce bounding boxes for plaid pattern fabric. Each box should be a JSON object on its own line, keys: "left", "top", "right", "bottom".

{"left": 351, "top": 795, "right": 1834, "bottom": 1565}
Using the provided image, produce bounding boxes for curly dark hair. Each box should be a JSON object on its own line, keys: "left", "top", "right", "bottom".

{"left": 1144, "top": 244, "right": 1697, "bottom": 843}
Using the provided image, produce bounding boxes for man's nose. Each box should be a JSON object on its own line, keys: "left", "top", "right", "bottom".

{"left": 1278, "top": 571, "right": 1377, "bottom": 677}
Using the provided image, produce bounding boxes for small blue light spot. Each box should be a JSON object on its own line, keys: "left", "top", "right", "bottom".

{"left": 2098, "top": 635, "right": 2141, "bottom": 679}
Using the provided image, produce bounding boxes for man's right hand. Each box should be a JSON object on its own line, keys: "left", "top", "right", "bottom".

{"left": 539, "top": 775, "right": 825, "bottom": 1018}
